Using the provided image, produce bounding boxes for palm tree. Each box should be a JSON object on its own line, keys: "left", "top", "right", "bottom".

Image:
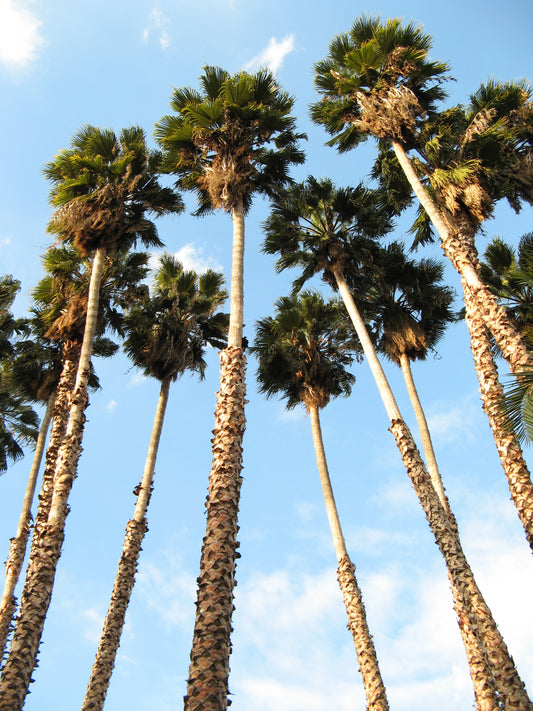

{"left": 0, "top": 321, "right": 62, "bottom": 658}
{"left": 367, "top": 242, "right": 457, "bottom": 509}
{"left": 0, "top": 237, "right": 135, "bottom": 659}
{"left": 263, "top": 176, "right": 532, "bottom": 710}
{"left": 0, "top": 126, "right": 182, "bottom": 710}
{"left": 82, "top": 254, "right": 227, "bottom": 711}
{"left": 311, "top": 16, "right": 532, "bottom": 374}
{"left": 155, "top": 65, "right": 305, "bottom": 709}
{"left": 0, "top": 276, "right": 38, "bottom": 473}
{"left": 252, "top": 290, "right": 389, "bottom": 710}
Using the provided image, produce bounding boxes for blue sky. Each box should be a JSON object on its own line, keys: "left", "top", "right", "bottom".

{"left": 1, "top": 1, "right": 532, "bottom": 709}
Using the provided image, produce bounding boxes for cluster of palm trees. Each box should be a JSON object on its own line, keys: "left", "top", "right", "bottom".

{"left": 0, "top": 13, "right": 532, "bottom": 711}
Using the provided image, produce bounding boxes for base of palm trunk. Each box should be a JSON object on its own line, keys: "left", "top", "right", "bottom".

{"left": 185, "top": 347, "right": 246, "bottom": 711}
{"left": 337, "top": 555, "right": 389, "bottom": 710}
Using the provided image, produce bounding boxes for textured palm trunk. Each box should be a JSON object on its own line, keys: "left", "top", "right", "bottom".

{"left": 391, "top": 139, "right": 531, "bottom": 373}
{"left": 334, "top": 267, "right": 532, "bottom": 710}
{"left": 463, "top": 282, "right": 533, "bottom": 552}
{"left": 185, "top": 201, "right": 247, "bottom": 710}
{"left": 81, "top": 376, "right": 170, "bottom": 711}
{"left": 399, "top": 353, "right": 449, "bottom": 512}
{"left": 308, "top": 403, "right": 389, "bottom": 710}
{"left": 0, "top": 393, "right": 55, "bottom": 658}
{"left": 399, "top": 355, "right": 500, "bottom": 709}
{"left": 0, "top": 247, "right": 106, "bottom": 710}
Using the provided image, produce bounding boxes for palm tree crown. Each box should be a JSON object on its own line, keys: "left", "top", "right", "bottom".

{"left": 263, "top": 176, "right": 392, "bottom": 292}
{"left": 311, "top": 15, "right": 449, "bottom": 151}
{"left": 43, "top": 125, "right": 183, "bottom": 255}
{"left": 123, "top": 253, "right": 228, "bottom": 383}
{"left": 365, "top": 241, "right": 457, "bottom": 364}
{"left": 155, "top": 65, "right": 306, "bottom": 215}
{"left": 252, "top": 291, "right": 359, "bottom": 410}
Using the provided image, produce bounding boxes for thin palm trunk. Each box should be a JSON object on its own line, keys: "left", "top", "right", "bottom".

{"left": 0, "top": 393, "right": 54, "bottom": 657}
{"left": 185, "top": 202, "right": 247, "bottom": 711}
{"left": 308, "top": 403, "right": 389, "bottom": 711}
{"left": 334, "top": 266, "right": 532, "bottom": 710}
{"left": 399, "top": 353, "right": 449, "bottom": 512}
{"left": 463, "top": 282, "right": 533, "bottom": 551}
{"left": 391, "top": 139, "right": 531, "bottom": 373}
{"left": 0, "top": 247, "right": 107, "bottom": 710}
{"left": 82, "top": 376, "right": 170, "bottom": 711}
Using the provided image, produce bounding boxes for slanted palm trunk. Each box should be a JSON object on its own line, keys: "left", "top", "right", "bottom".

{"left": 398, "top": 352, "right": 500, "bottom": 709}
{"left": 399, "top": 353, "right": 449, "bottom": 511}
{"left": 185, "top": 201, "right": 247, "bottom": 711}
{"left": 308, "top": 402, "right": 388, "bottom": 710}
{"left": 0, "top": 393, "right": 54, "bottom": 657}
{"left": 463, "top": 282, "right": 533, "bottom": 552}
{"left": 391, "top": 139, "right": 531, "bottom": 373}
{"left": 334, "top": 266, "right": 532, "bottom": 710}
{"left": 0, "top": 247, "right": 107, "bottom": 710}
{"left": 82, "top": 375, "right": 171, "bottom": 711}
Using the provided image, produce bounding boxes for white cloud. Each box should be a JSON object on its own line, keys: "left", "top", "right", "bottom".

{"left": 245, "top": 35, "right": 295, "bottom": 73}
{"left": 426, "top": 394, "right": 481, "bottom": 446}
{"left": 143, "top": 5, "right": 170, "bottom": 51}
{"left": 0, "top": 0, "right": 43, "bottom": 69}
{"left": 106, "top": 400, "right": 118, "bottom": 413}
{"left": 149, "top": 244, "right": 223, "bottom": 276}
{"left": 278, "top": 404, "right": 305, "bottom": 423}
{"left": 129, "top": 372, "right": 147, "bottom": 387}
{"left": 82, "top": 608, "right": 105, "bottom": 644}
{"left": 0, "top": 236, "right": 11, "bottom": 248}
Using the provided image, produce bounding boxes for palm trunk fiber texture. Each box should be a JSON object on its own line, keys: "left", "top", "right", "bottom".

{"left": 184, "top": 346, "right": 246, "bottom": 711}
{"left": 390, "top": 418, "right": 532, "bottom": 710}
{"left": 463, "top": 281, "right": 533, "bottom": 552}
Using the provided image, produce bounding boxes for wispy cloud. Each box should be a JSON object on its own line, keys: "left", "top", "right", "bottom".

{"left": 0, "top": 0, "right": 43, "bottom": 69}
{"left": 149, "top": 244, "right": 223, "bottom": 276}
{"left": 129, "top": 372, "right": 147, "bottom": 387}
{"left": 0, "top": 236, "right": 11, "bottom": 248}
{"left": 106, "top": 400, "right": 118, "bottom": 413}
{"left": 143, "top": 5, "right": 170, "bottom": 51}
{"left": 245, "top": 35, "right": 295, "bottom": 73}
{"left": 427, "top": 394, "right": 481, "bottom": 446}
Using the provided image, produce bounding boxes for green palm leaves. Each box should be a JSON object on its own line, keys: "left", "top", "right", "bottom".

{"left": 155, "top": 66, "right": 305, "bottom": 214}
{"left": 311, "top": 16, "right": 449, "bottom": 150}
{"left": 253, "top": 291, "right": 358, "bottom": 410}
{"left": 368, "top": 241, "right": 457, "bottom": 364}
{"left": 44, "top": 125, "right": 183, "bottom": 254}
{"left": 123, "top": 253, "right": 227, "bottom": 382}
{"left": 263, "top": 176, "right": 392, "bottom": 290}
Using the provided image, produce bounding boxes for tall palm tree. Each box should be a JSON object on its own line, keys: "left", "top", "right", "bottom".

{"left": 311, "top": 16, "right": 532, "bottom": 374}
{"left": 0, "top": 240, "right": 140, "bottom": 658}
{"left": 366, "top": 242, "right": 457, "bottom": 509}
{"left": 0, "top": 126, "right": 182, "bottom": 710}
{"left": 155, "top": 66, "right": 305, "bottom": 709}
{"left": 252, "top": 291, "right": 389, "bottom": 711}
{"left": 0, "top": 321, "right": 62, "bottom": 658}
{"left": 263, "top": 176, "right": 531, "bottom": 710}
{"left": 82, "top": 254, "right": 227, "bottom": 711}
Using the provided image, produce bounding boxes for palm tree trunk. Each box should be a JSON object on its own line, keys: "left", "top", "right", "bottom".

{"left": 185, "top": 201, "right": 247, "bottom": 711}
{"left": 82, "top": 376, "right": 171, "bottom": 711}
{"left": 399, "top": 353, "right": 449, "bottom": 512}
{"left": 0, "top": 247, "right": 107, "bottom": 711}
{"left": 308, "top": 403, "right": 389, "bottom": 711}
{"left": 0, "top": 393, "right": 55, "bottom": 657}
{"left": 228, "top": 202, "right": 245, "bottom": 348}
{"left": 398, "top": 353, "right": 501, "bottom": 709}
{"left": 463, "top": 282, "right": 533, "bottom": 551}
{"left": 334, "top": 266, "right": 532, "bottom": 710}
{"left": 391, "top": 139, "right": 531, "bottom": 373}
